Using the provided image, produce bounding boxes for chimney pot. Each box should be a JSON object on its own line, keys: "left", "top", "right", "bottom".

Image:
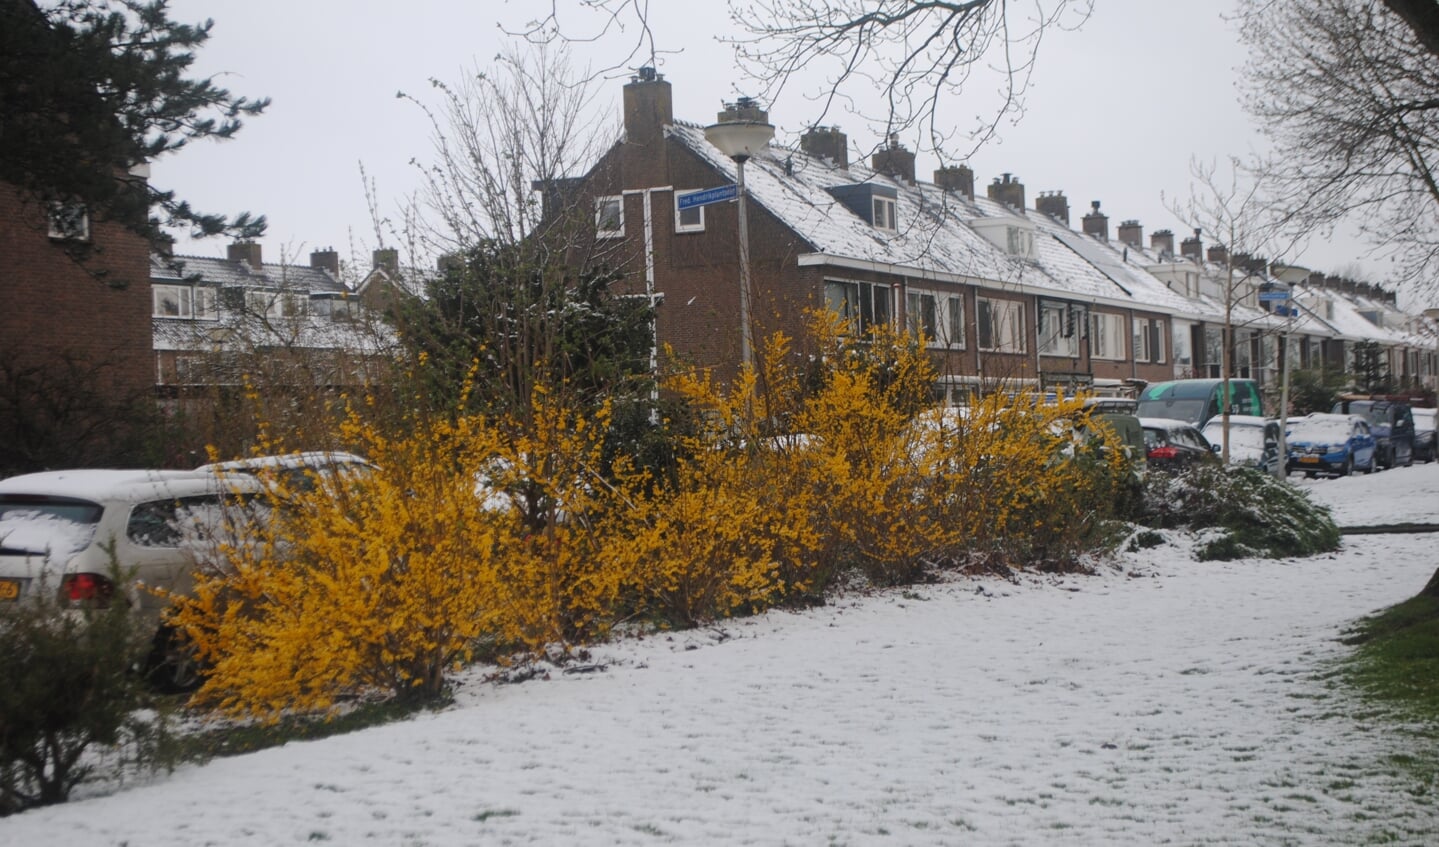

{"left": 1081, "top": 201, "right": 1109, "bottom": 241}
{"left": 985, "top": 172, "right": 1026, "bottom": 211}
{"left": 801, "top": 126, "right": 849, "bottom": 170}
{"left": 227, "top": 241, "right": 262, "bottom": 268}
{"left": 1034, "top": 190, "right": 1070, "bottom": 225}
{"left": 933, "top": 164, "right": 975, "bottom": 200}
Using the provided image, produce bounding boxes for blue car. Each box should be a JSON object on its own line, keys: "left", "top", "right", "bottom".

{"left": 1286, "top": 413, "right": 1377, "bottom": 477}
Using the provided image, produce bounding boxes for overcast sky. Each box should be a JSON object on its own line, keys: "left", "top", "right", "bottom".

{"left": 156, "top": 0, "right": 1413, "bottom": 304}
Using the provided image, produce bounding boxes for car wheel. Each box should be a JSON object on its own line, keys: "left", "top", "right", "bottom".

{"left": 144, "top": 625, "right": 203, "bottom": 694}
{"left": 1339, "top": 455, "right": 1354, "bottom": 477}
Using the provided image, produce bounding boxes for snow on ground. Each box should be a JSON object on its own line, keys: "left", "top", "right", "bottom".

{"left": 5, "top": 465, "right": 1438, "bottom": 846}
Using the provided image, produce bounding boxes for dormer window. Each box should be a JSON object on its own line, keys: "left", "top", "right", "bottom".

{"left": 872, "top": 196, "right": 896, "bottom": 231}
{"left": 971, "top": 216, "right": 1037, "bottom": 260}
{"left": 827, "top": 183, "right": 899, "bottom": 231}
{"left": 595, "top": 195, "right": 624, "bottom": 238}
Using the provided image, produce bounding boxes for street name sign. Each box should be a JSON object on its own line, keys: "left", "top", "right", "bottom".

{"left": 678, "top": 185, "right": 739, "bottom": 210}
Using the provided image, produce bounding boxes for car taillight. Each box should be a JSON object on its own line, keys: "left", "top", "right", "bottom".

{"left": 61, "top": 573, "right": 115, "bottom": 607}
{"left": 1148, "top": 446, "right": 1180, "bottom": 460}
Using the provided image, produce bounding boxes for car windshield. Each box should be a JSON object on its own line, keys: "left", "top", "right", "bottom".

{"left": 1203, "top": 423, "right": 1265, "bottom": 453}
{"left": 0, "top": 495, "right": 103, "bottom": 557}
{"left": 1288, "top": 419, "right": 1351, "bottom": 443}
{"left": 1136, "top": 398, "right": 1206, "bottom": 424}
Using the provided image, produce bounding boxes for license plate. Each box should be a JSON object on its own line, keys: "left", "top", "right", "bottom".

{"left": 1299, "top": 455, "right": 1320, "bottom": 464}
{"left": 0, "top": 579, "right": 19, "bottom": 601}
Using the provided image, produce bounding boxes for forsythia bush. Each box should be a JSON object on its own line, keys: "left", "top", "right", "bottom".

{"left": 171, "top": 318, "right": 1131, "bottom": 721}
{"left": 169, "top": 409, "right": 517, "bottom": 721}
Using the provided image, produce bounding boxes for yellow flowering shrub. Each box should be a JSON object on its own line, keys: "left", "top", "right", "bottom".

{"left": 169, "top": 408, "right": 517, "bottom": 722}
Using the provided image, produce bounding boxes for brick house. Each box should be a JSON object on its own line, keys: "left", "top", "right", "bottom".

{"left": 564, "top": 70, "right": 1438, "bottom": 402}
{"left": 0, "top": 177, "right": 154, "bottom": 471}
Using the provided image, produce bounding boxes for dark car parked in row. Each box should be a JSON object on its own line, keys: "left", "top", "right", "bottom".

{"left": 1139, "top": 417, "right": 1220, "bottom": 472}
{"left": 1414, "top": 407, "right": 1437, "bottom": 463}
{"left": 1332, "top": 398, "right": 1414, "bottom": 470}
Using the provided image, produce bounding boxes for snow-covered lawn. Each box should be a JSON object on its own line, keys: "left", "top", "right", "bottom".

{"left": 5, "top": 464, "right": 1438, "bottom": 845}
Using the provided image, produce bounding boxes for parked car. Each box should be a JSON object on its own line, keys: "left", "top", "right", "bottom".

{"left": 1139, "top": 417, "right": 1220, "bottom": 472}
{"left": 196, "top": 450, "right": 374, "bottom": 492}
{"left": 1285, "top": 413, "right": 1377, "bottom": 477}
{"left": 0, "top": 469, "right": 264, "bottom": 688}
{"left": 1081, "top": 398, "right": 1148, "bottom": 479}
{"left": 1331, "top": 398, "right": 1414, "bottom": 470}
{"left": 1201, "top": 415, "right": 1282, "bottom": 474}
{"left": 1413, "top": 407, "right": 1437, "bottom": 463}
{"left": 1136, "top": 378, "right": 1264, "bottom": 428}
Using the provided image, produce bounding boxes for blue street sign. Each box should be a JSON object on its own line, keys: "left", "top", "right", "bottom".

{"left": 1257, "top": 289, "right": 1291, "bottom": 302}
{"left": 677, "top": 184, "right": 738, "bottom": 210}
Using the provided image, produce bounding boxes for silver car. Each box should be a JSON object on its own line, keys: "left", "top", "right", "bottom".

{"left": 0, "top": 469, "right": 263, "bottom": 686}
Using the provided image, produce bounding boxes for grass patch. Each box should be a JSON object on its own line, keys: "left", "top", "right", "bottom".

{"left": 1342, "top": 593, "right": 1439, "bottom": 721}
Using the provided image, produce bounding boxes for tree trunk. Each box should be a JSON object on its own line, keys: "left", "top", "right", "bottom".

{"left": 1422, "top": 564, "right": 1439, "bottom": 598}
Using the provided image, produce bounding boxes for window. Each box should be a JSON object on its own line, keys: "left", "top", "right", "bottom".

{"left": 674, "top": 192, "right": 706, "bottom": 233}
{"left": 1172, "top": 320, "right": 1193, "bottom": 366}
{"left": 153, "top": 285, "right": 217, "bottom": 320}
{"left": 977, "top": 298, "right": 1025, "bottom": 353}
{"left": 825, "top": 280, "right": 892, "bottom": 334}
{"left": 1090, "top": 312, "right": 1127, "bottom": 360}
{"left": 1037, "top": 302, "right": 1078, "bottom": 357}
{"left": 246, "top": 290, "right": 306, "bottom": 320}
{"left": 48, "top": 201, "right": 90, "bottom": 241}
{"left": 906, "top": 290, "right": 964, "bottom": 347}
{"left": 596, "top": 195, "right": 624, "bottom": 238}
{"left": 1006, "top": 226, "right": 1035, "bottom": 258}
{"left": 1132, "top": 317, "right": 1166, "bottom": 364}
{"left": 872, "top": 196, "right": 897, "bottom": 231}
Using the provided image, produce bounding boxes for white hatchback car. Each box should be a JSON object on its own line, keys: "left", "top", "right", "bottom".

{"left": 0, "top": 469, "right": 263, "bottom": 686}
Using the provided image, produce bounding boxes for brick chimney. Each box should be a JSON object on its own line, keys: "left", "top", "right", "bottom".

{"left": 1207, "top": 244, "right": 1229, "bottom": 265}
{"left": 1081, "top": 201, "right": 1108, "bottom": 241}
{"left": 623, "top": 67, "right": 672, "bottom": 149}
{"left": 1151, "top": 228, "right": 1175, "bottom": 257}
{"left": 1035, "top": 191, "right": 1069, "bottom": 224}
{"left": 227, "top": 241, "right": 262, "bottom": 268}
{"left": 372, "top": 248, "right": 399, "bottom": 274}
{"left": 309, "top": 247, "right": 339, "bottom": 277}
{"left": 801, "top": 126, "right": 849, "bottom": 171}
{"left": 1308, "top": 271, "right": 1327, "bottom": 289}
{"left": 871, "top": 134, "right": 915, "bottom": 183}
{"left": 1180, "top": 228, "right": 1203, "bottom": 263}
{"left": 933, "top": 165, "right": 975, "bottom": 199}
{"left": 986, "top": 173, "right": 1026, "bottom": 211}
{"left": 1117, "top": 219, "right": 1143, "bottom": 248}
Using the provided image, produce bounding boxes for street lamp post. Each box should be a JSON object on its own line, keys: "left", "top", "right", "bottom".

{"left": 705, "top": 98, "right": 774, "bottom": 371}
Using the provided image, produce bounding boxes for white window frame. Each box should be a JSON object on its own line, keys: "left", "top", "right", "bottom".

{"left": 977, "top": 297, "right": 1025, "bottom": 354}
{"left": 1135, "top": 317, "right": 1165, "bottom": 364}
{"left": 153, "top": 284, "right": 218, "bottom": 320}
{"left": 48, "top": 201, "right": 90, "bottom": 242}
{"left": 825, "top": 279, "right": 893, "bottom": 334}
{"left": 674, "top": 192, "right": 706, "bottom": 233}
{"left": 906, "top": 289, "right": 965, "bottom": 348}
{"left": 596, "top": 195, "right": 624, "bottom": 238}
{"left": 1037, "top": 302, "right": 1078, "bottom": 357}
{"left": 872, "top": 196, "right": 897, "bottom": 232}
{"left": 1090, "top": 312, "right": 1127, "bottom": 361}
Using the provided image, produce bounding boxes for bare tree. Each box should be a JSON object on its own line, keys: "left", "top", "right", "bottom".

{"left": 505, "top": 1, "right": 1091, "bottom": 165}
{"left": 396, "top": 43, "right": 616, "bottom": 258}
{"left": 1167, "top": 158, "right": 1297, "bottom": 465}
{"left": 1238, "top": 0, "right": 1439, "bottom": 297}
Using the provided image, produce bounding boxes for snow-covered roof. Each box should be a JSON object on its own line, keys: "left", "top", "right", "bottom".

{"left": 153, "top": 254, "right": 347, "bottom": 294}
